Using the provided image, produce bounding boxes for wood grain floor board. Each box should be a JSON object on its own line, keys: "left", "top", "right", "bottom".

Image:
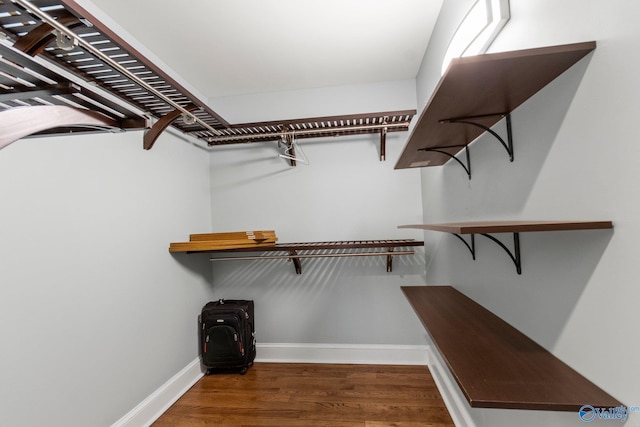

{"left": 152, "top": 363, "right": 454, "bottom": 426}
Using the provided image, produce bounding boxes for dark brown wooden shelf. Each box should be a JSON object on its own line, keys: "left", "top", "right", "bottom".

{"left": 399, "top": 220, "right": 613, "bottom": 234}
{"left": 402, "top": 285, "right": 622, "bottom": 411}
{"left": 399, "top": 221, "right": 613, "bottom": 274}
{"left": 395, "top": 41, "right": 596, "bottom": 171}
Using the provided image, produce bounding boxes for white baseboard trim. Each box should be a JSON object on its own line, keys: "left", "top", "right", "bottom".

{"left": 255, "top": 342, "right": 431, "bottom": 365}
{"left": 426, "top": 350, "right": 476, "bottom": 427}
{"left": 111, "top": 344, "right": 475, "bottom": 427}
{"left": 110, "top": 357, "right": 204, "bottom": 427}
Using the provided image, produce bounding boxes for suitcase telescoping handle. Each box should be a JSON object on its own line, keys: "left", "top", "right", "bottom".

{"left": 215, "top": 299, "right": 250, "bottom": 319}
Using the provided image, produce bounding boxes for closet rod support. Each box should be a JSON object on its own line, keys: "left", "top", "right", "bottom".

{"left": 144, "top": 104, "right": 198, "bottom": 150}
{"left": 12, "top": 11, "right": 81, "bottom": 56}
{"left": 380, "top": 126, "right": 387, "bottom": 161}
{"left": 289, "top": 250, "right": 302, "bottom": 274}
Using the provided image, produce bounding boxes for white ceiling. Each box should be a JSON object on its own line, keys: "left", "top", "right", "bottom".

{"left": 82, "top": 0, "right": 443, "bottom": 100}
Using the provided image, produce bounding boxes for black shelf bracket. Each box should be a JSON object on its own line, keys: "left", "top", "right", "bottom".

{"left": 419, "top": 144, "right": 471, "bottom": 179}
{"left": 452, "top": 233, "right": 476, "bottom": 259}
{"left": 425, "top": 113, "right": 513, "bottom": 178}
{"left": 450, "top": 232, "right": 522, "bottom": 274}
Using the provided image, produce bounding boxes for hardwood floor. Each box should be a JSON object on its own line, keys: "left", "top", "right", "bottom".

{"left": 153, "top": 363, "right": 454, "bottom": 426}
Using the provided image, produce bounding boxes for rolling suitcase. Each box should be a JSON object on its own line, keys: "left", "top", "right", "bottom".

{"left": 200, "top": 299, "right": 256, "bottom": 374}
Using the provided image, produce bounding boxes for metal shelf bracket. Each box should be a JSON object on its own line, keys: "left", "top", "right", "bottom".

{"left": 289, "top": 250, "right": 303, "bottom": 274}
{"left": 425, "top": 113, "right": 514, "bottom": 179}
{"left": 451, "top": 232, "right": 522, "bottom": 274}
{"left": 452, "top": 233, "right": 476, "bottom": 259}
{"left": 419, "top": 145, "right": 472, "bottom": 179}
{"left": 441, "top": 112, "right": 513, "bottom": 160}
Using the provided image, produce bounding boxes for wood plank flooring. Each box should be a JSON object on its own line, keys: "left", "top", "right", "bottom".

{"left": 152, "top": 363, "right": 454, "bottom": 426}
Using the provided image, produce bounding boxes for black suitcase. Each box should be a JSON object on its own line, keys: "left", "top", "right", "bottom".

{"left": 200, "top": 299, "right": 256, "bottom": 374}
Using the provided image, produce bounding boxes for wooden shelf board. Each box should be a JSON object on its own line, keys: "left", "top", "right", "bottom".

{"left": 395, "top": 41, "right": 596, "bottom": 169}
{"left": 402, "top": 286, "right": 622, "bottom": 411}
{"left": 169, "top": 240, "right": 277, "bottom": 253}
{"left": 189, "top": 230, "right": 277, "bottom": 242}
{"left": 398, "top": 220, "right": 613, "bottom": 235}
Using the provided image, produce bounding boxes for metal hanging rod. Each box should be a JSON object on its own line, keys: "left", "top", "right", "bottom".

{"left": 207, "top": 121, "right": 411, "bottom": 144}
{"left": 11, "top": 0, "right": 222, "bottom": 136}
{"left": 210, "top": 250, "right": 416, "bottom": 262}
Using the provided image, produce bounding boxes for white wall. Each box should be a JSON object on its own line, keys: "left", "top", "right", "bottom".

{"left": 0, "top": 130, "right": 213, "bottom": 426}
{"left": 209, "top": 79, "right": 418, "bottom": 123}
{"left": 208, "top": 80, "right": 428, "bottom": 345}
{"left": 417, "top": 0, "right": 640, "bottom": 426}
